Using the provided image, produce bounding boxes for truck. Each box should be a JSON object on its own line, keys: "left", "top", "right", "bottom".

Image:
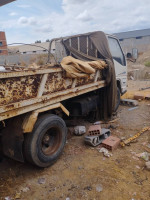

{"left": 0, "top": 31, "right": 127, "bottom": 167}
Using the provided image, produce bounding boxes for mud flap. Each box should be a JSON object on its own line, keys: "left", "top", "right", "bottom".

{"left": 1, "top": 117, "right": 24, "bottom": 162}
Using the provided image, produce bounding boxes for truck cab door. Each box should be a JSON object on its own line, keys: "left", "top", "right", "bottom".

{"left": 107, "top": 36, "right": 127, "bottom": 94}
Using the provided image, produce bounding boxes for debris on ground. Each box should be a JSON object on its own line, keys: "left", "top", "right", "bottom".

{"left": 128, "top": 107, "right": 138, "bottom": 111}
{"left": 120, "top": 99, "right": 138, "bottom": 106}
{"left": 145, "top": 161, "right": 150, "bottom": 170}
{"left": 4, "top": 197, "right": 12, "bottom": 200}
{"left": 21, "top": 187, "right": 30, "bottom": 193}
{"left": 102, "top": 136, "right": 120, "bottom": 151}
{"left": 139, "top": 86, "right": 150, "bottom": 91}
{"left": 74, "top": 126, "right": 86, "bottom": 136}
{"left": 137, "top": 152, "right": 149, "bottom": 161}
{"left": 15, "top": 192, "right": 21, "bottom": 199}
{"left": 84, "top": 124, "right": 111, "bottom": 146}
{"left": 96, "top": 184, "right": 103, "bottom": 192}
{"left": 120, "top": 127, "right": 150, "bottom": 147}
{"left": 98, "top": 147, "right": 112, "bottom": 157}
{"left": 38, "top": 178, "right": 46, "bottom": 184}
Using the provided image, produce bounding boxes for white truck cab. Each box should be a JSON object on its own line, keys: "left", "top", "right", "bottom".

{"left": 107, "top": 35, "right": 127, "bottom": 95}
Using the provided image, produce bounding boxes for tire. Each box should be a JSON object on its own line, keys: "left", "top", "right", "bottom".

{"left": 24, "top": 114, "right": 67, "bottom": 168}
{"left": 114, "top": 87, "right": 121, "bottom": 112}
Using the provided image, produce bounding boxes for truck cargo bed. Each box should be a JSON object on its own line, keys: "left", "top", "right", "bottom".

{"left": 0, "top": 65, "right": 106, "bottom": 121}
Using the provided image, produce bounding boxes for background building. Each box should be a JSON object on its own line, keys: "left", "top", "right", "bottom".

{"left": 0, "top": 32, "right": 8, "bottom": 55}
{"left": 8, "top": 42, "right": 50, "bottom": 55}
{"left": 114, "top": 28, "right": 150, "bottom": 55}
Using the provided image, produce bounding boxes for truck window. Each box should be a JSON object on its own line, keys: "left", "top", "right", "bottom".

{"left": 108, "top": 37, "right": 126, "bottom": 66}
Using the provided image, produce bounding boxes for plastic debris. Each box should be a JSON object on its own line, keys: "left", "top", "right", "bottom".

{"left": 98, "top": 147, "right": 112, "bottom": 157}
{"left": 4, "top": 197, "right": 12, "bottom": 200}
{"left": 128, "top": 107, "right": 138, "bottom": 111}
{"left": 96, "top": 184, "right": 103, "bottom": 192}
{"left": 74, "top": 126, "right": 86, "bottom": 136}
{"left": 137, "top": 152, "right": 149, "bottom": 161}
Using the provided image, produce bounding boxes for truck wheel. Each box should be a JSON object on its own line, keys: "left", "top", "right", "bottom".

{"left": 24, "top": 114, "right": 67, "bottom": 167}
{"left": 115, "top": 87, "right": 120, "bottom": 111}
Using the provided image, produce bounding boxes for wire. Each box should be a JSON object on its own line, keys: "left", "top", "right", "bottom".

{"left": 0, "top": 42, "right": 57, "bottom": 63}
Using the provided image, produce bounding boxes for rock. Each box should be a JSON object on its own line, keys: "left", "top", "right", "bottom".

{"left": 38, "top": 178, "right": 46, "bottom": 184}
{"left": 96, "top": 184, "right": 103, "bottom": 192}
{"left": 84, "top": 186, "right": 92, "bottom": 191}
{"left": 74, "top": 126, "right": 86, "bottom": 136}
{"left": 145, "top": 161, "right": 150, "bottom": 170}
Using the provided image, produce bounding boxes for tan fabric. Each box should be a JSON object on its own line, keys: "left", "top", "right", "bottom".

{"left": 61, "top": 56, "right": 107, "bottom": 78}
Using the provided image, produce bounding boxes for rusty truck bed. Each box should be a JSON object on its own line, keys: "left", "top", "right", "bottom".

{"left": 0, "top": 65, "right": 106, "bottom": 121}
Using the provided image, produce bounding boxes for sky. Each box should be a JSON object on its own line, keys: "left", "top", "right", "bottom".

{"left": 1, "top": 0, "right": 150, "bottom": 44}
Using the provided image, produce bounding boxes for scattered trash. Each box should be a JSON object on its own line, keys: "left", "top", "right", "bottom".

{"left": 145, "top": 161, "right": 150, "bottom": 170}
{"left": 4, "top": 197, "right": 12, "bottom": 200}
{"left": 130, "top": 76, "right": 134, "bottom": 80}
{"left": 38, "top": 178, "right": 46, "bottom": 184}
{"left": 138, "top": 152, "right": 149, "bottom": 161}
{"left": 135, "top": 165, "right": 140, "bottom": 169}
{"left": 84, "top": 186, "right": 92, "bottom": 191}
{"left": 147, "top": 144, "right": 150, "bottom": 149}
{"left": 98, "top": 147, "right": 112, "bottom": 157}
{"left": 109, "top": 118, "right": 120, "bottom": 123}
{"left": 132, "top": 156, "right": 139, "bottom": 161}
{"left": 21, "top": 187, "right": 30, "bottom": 193}
{"left": 139, "top": 86, "right": 150, "bottom": 91}
{"left": 74, "top": 126, "right": 86, "bottom": 136}
{"left": 15, "top": 192, "right": 21, "bottom": 199}
{"left": 96, "top": 184, "right": 103, "bottom": 192}
{"left": 128, "top": 107, "right": 138, "bottom": 111}
{"left": 66, "top": 198, "right": 70, "bottom": 200}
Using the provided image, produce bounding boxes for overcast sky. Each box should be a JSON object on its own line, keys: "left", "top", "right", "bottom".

{"left": 1, "top": 0, "right": 150, "bottom": 44}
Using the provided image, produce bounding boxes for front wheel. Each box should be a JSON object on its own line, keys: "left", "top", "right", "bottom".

{"left": 24, "top": 114, "right": 67, "bottom": 167}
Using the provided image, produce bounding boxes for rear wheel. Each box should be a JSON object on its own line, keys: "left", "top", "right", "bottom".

{"left": 24, "top": 114, "right": 67, "bottom": 167}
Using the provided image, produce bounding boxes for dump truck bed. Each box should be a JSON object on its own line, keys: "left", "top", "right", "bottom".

{"left": 0, "top": 65, "right": 106, "bottom": 121}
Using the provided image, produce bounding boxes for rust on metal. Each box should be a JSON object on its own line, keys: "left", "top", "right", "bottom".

{"left": 0, "top": 65, "right": 106, "bottom": 122}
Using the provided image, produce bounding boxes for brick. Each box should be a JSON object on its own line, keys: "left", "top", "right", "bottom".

{"left": 102, "top": 136, "right": 120, "bottom": 151}
{"left": 88, "top": 125, "right": 102, "bottom": 136}
{"left": 134, "top": 93, "right": 145, "bottom": 100}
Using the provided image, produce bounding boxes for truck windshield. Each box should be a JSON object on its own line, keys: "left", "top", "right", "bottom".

{"left": 108, "top": 37, "right": 126, "bottom": 66}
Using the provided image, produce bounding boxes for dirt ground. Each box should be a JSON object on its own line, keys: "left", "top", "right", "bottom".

{"left": 0, "top": 58, "right": 150, "bottom": 200}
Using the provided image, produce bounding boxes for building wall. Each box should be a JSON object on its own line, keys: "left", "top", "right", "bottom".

{"left": 0, "top": 32, "right": 8, "bottom": 55}
{"left": 119, "top": 36, "right": 150, "bottom": 55}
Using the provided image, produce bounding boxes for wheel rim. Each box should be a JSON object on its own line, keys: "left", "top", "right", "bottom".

{"left": 41, "top": 127, "right": 62, "bottom": 156}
